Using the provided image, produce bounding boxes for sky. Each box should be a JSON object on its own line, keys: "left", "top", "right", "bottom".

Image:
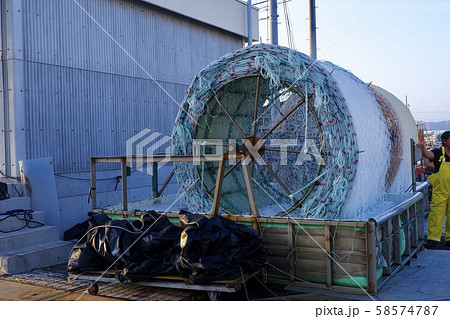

{"left": 256, "top": 0, "right": 450, "bottom": 123}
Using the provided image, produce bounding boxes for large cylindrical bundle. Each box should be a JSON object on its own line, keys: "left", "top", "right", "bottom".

{"left": 370, "top": 85, "right": 420, "bottom": 194}
{"left": 171, "top": 44, "right": 415, "bottom": 219}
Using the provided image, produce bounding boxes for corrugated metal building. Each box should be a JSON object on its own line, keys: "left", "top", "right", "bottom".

{"left": 0, "top": 0, "right": 258, "bottom": 231}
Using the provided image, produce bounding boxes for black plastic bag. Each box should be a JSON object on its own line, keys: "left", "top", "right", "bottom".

{"left": 67, "top": 241, "right": 111, "bottom": 274}
{"left": 176, "top": 211, "right": 267, "bottom": 284}
{"left": 67, "top": 211, "right": 182, "bottom": 282}
{"left": 67, "top": 210, "right": 267, "bottom": 285}
{"left": 64, "top": 213, "right": 111, "bottom": 241}
{"left": 118, "top": 212, "right": 182, "bottom": 282}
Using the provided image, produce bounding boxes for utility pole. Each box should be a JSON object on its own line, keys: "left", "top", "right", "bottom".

{"left": 309, "top": 0, "right": 317, "bottom": 60}
{"left": 247, "top": 0, "right": 253, "bottom": 46}
{"left": 269, "top": 0, "right": 278, "bottom": 45}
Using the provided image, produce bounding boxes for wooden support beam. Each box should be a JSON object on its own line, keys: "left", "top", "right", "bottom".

{"left": 366, "top": 221, "right": 377, "bottom": 294}
{"left": 410, "top": 204, "right": 418, "bottom": 248}
{"left": 392, "top": 215, "right": 402, "bottom": 264}
{"left": 382, "top": 222, "right": 393, "bottom": 275}
{"left": 211, "top": 156, "right": 226, "bottom": 217}
{"left": 288, "top": 223, "right": 295, "bottom": 282}
{"left": 241, "top": 156, "right": 260, "bottom": 234}
{"left": 403, "top": 209, "right": 411, "bottom": 256}
{"left": 325, "top": 224, "right": 333, "bottom": 287}
{"left": 417, "top": 201, "right": 425, "bottom": 241}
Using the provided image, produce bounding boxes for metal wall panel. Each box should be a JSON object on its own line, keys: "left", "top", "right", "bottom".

{"left": 20, "top": 0, "right": 243, "bottom": 173}
{"left": 141, "top": 0, "right": 260, "bottom": 41}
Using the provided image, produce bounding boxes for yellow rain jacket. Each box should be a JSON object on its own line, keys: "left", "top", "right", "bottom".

{"left": 427, "top": 147, "right": 450, "bottom": 242}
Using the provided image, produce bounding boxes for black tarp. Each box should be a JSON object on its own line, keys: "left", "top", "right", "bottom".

{"left": 67, "top": 211, "right": 181, "bottom": 281}
{"left": 67, "top": 210, "right": 267, "bottom": 284}
{"left": 176, "top": 211, "right": 267, "bottom": 284}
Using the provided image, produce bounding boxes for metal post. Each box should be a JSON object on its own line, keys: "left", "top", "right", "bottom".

{"left": 268, "top": 0, "right": 278, "bottom": 45}
{"left": 411, "top": 139, "right": 416, "bottom": 192}
{"left": 121, "top": 157, "right": 128, "bottom": 211}
{"left": 247, "top": 0, "right": 253, "bottom": 46}
{"left": 157, "top": 168, "right": 175, "bottom": 197}
{"left": 309, "top": 0, "right": 317, "bottom": 60}
{"left": 90, "top": 158, "right": 97, "bottom": 210}
{"left": 152, "top": 162, "right": 158, "bottom": 197}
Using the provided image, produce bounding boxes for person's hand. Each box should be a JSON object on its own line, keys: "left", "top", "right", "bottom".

{"left": 416, "top": 142, "right": 426, "bottom": 150}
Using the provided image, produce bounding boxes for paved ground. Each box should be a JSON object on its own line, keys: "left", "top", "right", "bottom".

{"left": 283, "top": 247, "right": 450, "bottom": 301}
{"left": 0, "top": 264, "right": 204, "bottom": 301}
{"left": 0, "top": 280, "right": 117, "bottom": 301}
{"left": 2, "top": 245, "right": 450, "bottom": 301}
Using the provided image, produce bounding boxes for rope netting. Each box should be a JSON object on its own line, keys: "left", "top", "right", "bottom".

{"left": 318, "top": 62, "right": 391, "bottom": 218}
{"left": 170, "top": 44, "right": 421, "bottom": 220}
{"left": 370, "top": 85, "right": 420, "bottom": 193}
{"left": 370, "top": 86, "right": 403, "bottom": 189}
{"left": 172, "top": 44, "right": 359, "bottom": 219}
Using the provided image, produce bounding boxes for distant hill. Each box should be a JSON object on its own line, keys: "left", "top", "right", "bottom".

{"left": 420, "top": 121, "right": 450, "bottom": 131}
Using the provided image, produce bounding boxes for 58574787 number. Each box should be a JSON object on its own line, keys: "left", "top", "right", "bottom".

{"left": 376, "top": 306, "right": 438, "bottom": 316}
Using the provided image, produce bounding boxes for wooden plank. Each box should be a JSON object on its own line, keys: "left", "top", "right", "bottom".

{"left": 211, "top": 156, "right": 226, "bottom": 217}
{"left": 402, "top": 209, "right": 411, "bottom": 256}
{"left": 295, "top": 249, "right": 333, "bottom": 261}
{"left": 392, "top": 215, "right": 402, "bottom": 264}
{"left": 295, "top": 234, "right": 326, "bottom": 248}
{"left": 241, "top": 157, "right": 260, "bottom": 233}
{"left": 261, "top": 232, "right": 290, "bottom": 246}
{"left": 223, "top": 214, "right": 368, "bottom": 228}
{"left": 293, "top": 226, "right": 326, "bottom": 237}
{"left": 410, "top": 204, "right": 418, "bottom": 248}
{"left": 381, "top": 222, "right": 392, "bottom": 275}
{"left": 262, "top": 244, "right": 291, "bottom": 256}
{"left": 260, "top": 225, "right": 290, "bottom": 235}
{"left": 332, "top": 247, "right": 367, "bottom": 258}
{"left": 325, "top": 224, "right": 333, "bottom": 287}
{"left": 293, "top": 271, "right": 328, "bottom": 282}
{"left": 328, "top": 252, "right": 367, "bottom": 265}
{"left": 70, "top": 271, "right": 258, "bottom": 294}
{"left": 332, "top": 237, "right": 367, "bottom": 253}
{"left": 294, "top": 258, "right": 328, "bottom": 272}
{"left": 333, "top": 264, "right": 367, "bottom": 277}
{"left": 288, "top": 223, "right": 296, "bottom": 282}
{"left": 331, "top": 227, "right": 366, "bottom": 238}
{"left": 267, "top": 256, "right": 290, "bottom": 270}
{"left": 92, "top": 154, "right": 240, "bottom": 163}
{"left": 417, "top": 201, "right": 425, "bottom": 241}
{"left": 366, "top": 221, "right": 377, "bottom": 294}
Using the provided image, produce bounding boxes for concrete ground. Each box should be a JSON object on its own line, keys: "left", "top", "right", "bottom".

{"left": 283, "top": 247, "right": 450, "bottom": 301}
{"left": 2, "top": 246, "right": 449, "bottom": 301}
{"left": 0, "top": 280, "right": 117, "bottom": 301}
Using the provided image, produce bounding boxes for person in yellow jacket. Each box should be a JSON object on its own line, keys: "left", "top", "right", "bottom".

{"left": 417, "top": 130, "right": 450, "bottom": 249}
